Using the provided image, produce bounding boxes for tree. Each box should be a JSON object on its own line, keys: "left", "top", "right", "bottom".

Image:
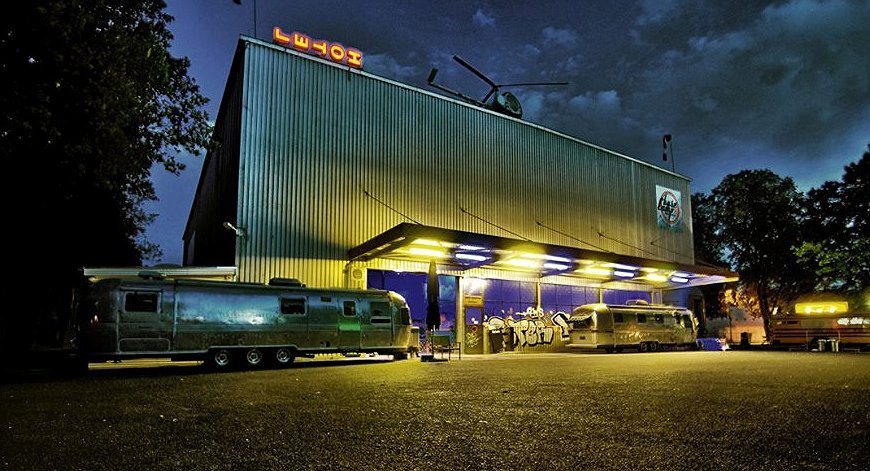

{"left": 690, "top": 192, "right": 726, "bottom": 267}
{"left": 1, "top": 1, "right": 211, "bottom": 354}
{"left": 798, "top": 146, "right": 870, "bottom": 309}
{"left": 709, "top": 170, "right": 814, "bottom": 337}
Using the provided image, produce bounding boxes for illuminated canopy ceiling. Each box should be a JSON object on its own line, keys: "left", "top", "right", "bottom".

{"left": 349, "top": 223, "right": 738, "bottom": 288}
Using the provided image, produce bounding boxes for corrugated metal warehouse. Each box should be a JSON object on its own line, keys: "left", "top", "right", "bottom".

{"left": 184, "top": 33, "right": 735, "bottom": 353}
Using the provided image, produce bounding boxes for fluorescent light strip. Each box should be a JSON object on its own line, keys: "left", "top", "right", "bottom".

{"left": 613, "top": 270, "right": 636, "bottom": 278}
{"left": 455, "top": 253, "right": 488, "bottom": 262}
{"left": 542, "top": 262, "right": 571, "bottom": 271}
{"left": 605, "top": 263, "right": 640, "bottom": 271}
{"left": 670, "top": 276, "right": 689, "bottom": 283}
{"left": 458, "top": 244, "right": 485, "bottom": 251}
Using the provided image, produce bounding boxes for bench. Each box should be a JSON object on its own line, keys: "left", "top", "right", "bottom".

{"left": 430, "top": 331, "right": 461, "bottom": 360}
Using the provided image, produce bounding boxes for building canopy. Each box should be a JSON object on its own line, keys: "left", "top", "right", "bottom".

{"left": 349, "top": 223, "right": 737, "bottom": 289}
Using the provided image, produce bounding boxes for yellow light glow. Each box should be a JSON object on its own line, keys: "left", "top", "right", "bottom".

{"left": 523, "top": 253, "right": 573, "bottom": 263}
{"left": 501, "top": 258, "right": 541, "bottom": 269}
{"left": 640, "top": 267, "right": 659, "bottom": 273}
{"left": 407, "top": 247, "right": 448, "bottom": 258}
{"left": 578, "top": 267, "right": 612, "bottom": 277}
{"left": 413, "top": 239, "right": 443, "bottom": 247}
{"left": 795, "top": 301, "right": 849, "bottom": 314}
{"left": 645, "top": 274, "right": 668, "bottom": 282}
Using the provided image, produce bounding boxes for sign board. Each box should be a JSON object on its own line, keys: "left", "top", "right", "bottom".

{"left": 273, "top": 26, "right": 363, "bottom": 69}
{"left": 656, "top": 185, "right": 683, "bottom": 230}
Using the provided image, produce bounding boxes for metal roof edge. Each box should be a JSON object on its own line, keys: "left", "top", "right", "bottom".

{"left": 239, "top": 36, "right": 690, "bottom": 183}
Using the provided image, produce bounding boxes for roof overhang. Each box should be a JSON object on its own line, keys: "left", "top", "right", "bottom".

{"left": 349, "top": 223, "right": 737, "bottom": 289}
{"left": 82, "top": 266, "right": 238, "bottom": 282}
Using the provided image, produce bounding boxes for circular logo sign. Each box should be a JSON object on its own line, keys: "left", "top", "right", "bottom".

{"left": 657, "top": 190, "right": 682, "bottom": 226}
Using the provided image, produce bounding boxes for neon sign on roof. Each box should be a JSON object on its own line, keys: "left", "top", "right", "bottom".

{"left": 272, "top": 26, "right": 363, "bottom": 69}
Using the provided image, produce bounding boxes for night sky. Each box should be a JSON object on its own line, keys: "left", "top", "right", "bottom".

{"left": 147, "top": 0, "right": 870, "bottom": 264}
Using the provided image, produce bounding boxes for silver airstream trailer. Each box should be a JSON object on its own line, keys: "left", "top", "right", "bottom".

{"left": 75, "top": 274, "right": 416, "bottom": 368}
{"left": 566, "top": 302, "right": 698, "bottom": 353}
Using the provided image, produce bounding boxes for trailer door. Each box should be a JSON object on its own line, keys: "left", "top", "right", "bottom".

{"left": 338, "top": 298, "right": 361, "bottom": 350}
{"left": 362, "top": 300, "right": 393, "bottom": 348}
{"left": 118, "top": 288, "right": 172, "bottom": 352}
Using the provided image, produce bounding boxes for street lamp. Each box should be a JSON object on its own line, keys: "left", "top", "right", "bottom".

{"left": 662, "top": 134, "right": 675, "bottom": 172}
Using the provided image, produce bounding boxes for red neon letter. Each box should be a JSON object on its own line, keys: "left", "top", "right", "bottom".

{"left": 272, "top": 26, "right": 291, "bottom": 46}
{"left": 311, "top": 40, "right": 328, "bottom": 57}
{"left": 292, "top": 32, "right": 310, "bottom": 51}
{"left": 346, "top": 49, "right": 363, "bottom": 68}
{"left": 328, "top": 43, "right": 346, "bottom": 62}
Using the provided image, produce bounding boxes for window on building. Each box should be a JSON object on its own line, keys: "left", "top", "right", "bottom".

{"left": 636, "top": 313, "right": 647, "bottom": 324}
{"left": 343, "top": 301, "right": 356, "bottom": 317}
{"left": 124, "top": 292, "right": 159, "bottom": 313}
{"left": 280, "top": 297, "right": 306, "bottom": 315}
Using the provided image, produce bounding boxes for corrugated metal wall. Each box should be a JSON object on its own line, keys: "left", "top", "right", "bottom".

{"left": 220, "top": 39, "right": 694, "bottom": 286}
{"left": 183, "top": 46, "right": 243, "bottom": 267}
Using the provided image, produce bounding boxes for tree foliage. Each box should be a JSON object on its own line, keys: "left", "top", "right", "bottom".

{"left": 798, "top": 146, "right": 870, "bottom": 308}
{"left": 1, "top": 0, "right": 210, "bottom": 350}
{"left": 705, "top": 170, "right": 814, "bottom": 334}
{"left": 690, "top": 192, "right": 726, "bottom": 267}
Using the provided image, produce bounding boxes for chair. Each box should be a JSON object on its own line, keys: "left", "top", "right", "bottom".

{"left": 429, "top": 330, "right": 461, "bottom": 360}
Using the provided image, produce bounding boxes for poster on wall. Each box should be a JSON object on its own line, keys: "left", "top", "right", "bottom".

{"left": 656, "top": 185, "right": 683, "bottom": 231}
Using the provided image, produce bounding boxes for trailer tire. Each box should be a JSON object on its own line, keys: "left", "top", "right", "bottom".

{"left": 245, "top": 348, "right": 264, "bottom": 366}
{"left": 274, "top": 347, "right": 295, "bottom": 366}
{"left": 650, "top": 342, "right": 659, "bottom": 352}
{"left": 639, "top": 342, "right": 650, "bottom": 353}
{"left": 212, "top": 349, "right": 231, "bottom": 368}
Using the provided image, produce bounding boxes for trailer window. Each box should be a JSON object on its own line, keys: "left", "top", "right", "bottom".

{"left": 280, "top": 297, "right": 306, "bottom": 315}
{"left": 613, "top": 312, "right": 624, "bottom": 323}
{"left": 654, "top": 314, "right": 664, "bottom": 323}
{"left": 636, "top": 313, "right": 647, "bottom": 324}
{"left": 399, "top": 307, "right": 411, "bottom": 325}
{"left": 343, "top": 301, "right": 356, "bottom": 317}
{"left": 370, "top": 302, "right": 391, "bottom": 324}
{"left": 682, "top": 315, "right": 693, "bottom": 328}
{"left": 124, "top": 292, "right": 159, "bottom": 313}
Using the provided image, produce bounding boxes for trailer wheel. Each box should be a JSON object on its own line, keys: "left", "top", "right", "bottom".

{"left": 639, "top": 342, "right": 650, "bottom": 353}
{"left": 212, "top": 349, "right": 231, "bottom": 368}
{"left": 650, "top": 342, "right": 659, "bottom": 352}
{"left": 245, "top": 348, "right": 263, "bottom": 366}
{"left": 274, "top": 348, "right": 295, "bottom": 365}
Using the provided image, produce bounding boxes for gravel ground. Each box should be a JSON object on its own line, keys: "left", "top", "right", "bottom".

{"left": 1, "top": 351, "right": 868, "bottom": 470}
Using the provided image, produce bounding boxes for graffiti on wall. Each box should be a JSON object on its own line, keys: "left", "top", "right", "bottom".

{"left": 484, "top": 308, "right": 571, "bottom": 348}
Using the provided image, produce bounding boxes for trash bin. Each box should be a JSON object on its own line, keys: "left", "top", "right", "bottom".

{"left": 503, "top": 327, "right": 514, "bottom": 352}
{"left": 740, "top": 332, "right": 751, "bottom": 347}
{"left": 489, "top": 330, "right": 503, "bottom": 353}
